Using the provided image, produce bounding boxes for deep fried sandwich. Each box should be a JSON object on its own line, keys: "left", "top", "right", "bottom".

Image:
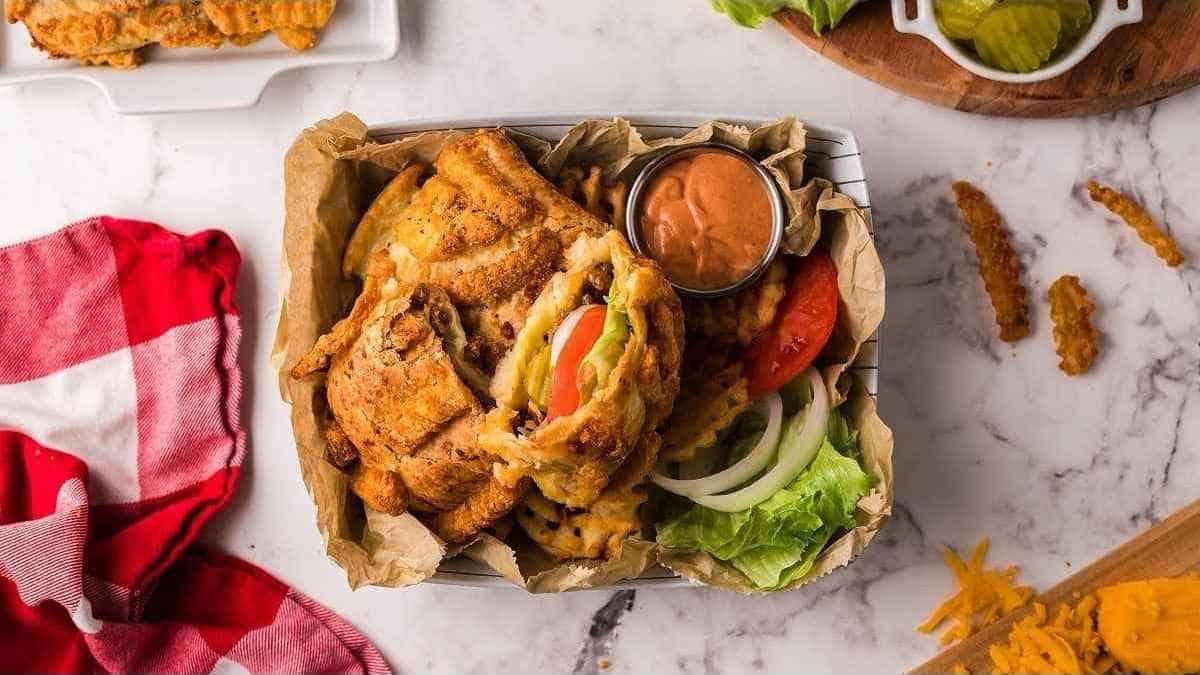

{"left": 5, "top": 0, "right": 337, "bottom": 68}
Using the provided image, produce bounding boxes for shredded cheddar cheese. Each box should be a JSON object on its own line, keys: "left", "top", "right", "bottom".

{"left": 918, "top": 538, "right": 1035, "bottom": 645}
{"left": 988, "top": 596, "right": 1116, "bottom": 674}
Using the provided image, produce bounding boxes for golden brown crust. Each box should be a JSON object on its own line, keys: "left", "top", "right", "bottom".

{"left": 393, "top": 175, "right": 511, "bottom": 263}
{"left": 518, "top": 490, "right": 642, "bottom": 560}
{"left": 370, "top": 131, "right": 605, "bottom": 309}
{"left": 272, "top": 25, "right": 314, "bottom": 50}
{"left": 350, "top": 465, "right": 407, "bottom": 516}
{"left": 12, "top": 1, "right": 224, "bottom": 64}
{"left": 201, "top": 0, "right": 335, "bottom": 34}
{"left": 227, "top": 30, "right": 265, "bottom": 46}
{"left": 424, "top": 227, "right": 562, "bottom": 306}
{"left": 396, "top": 415, "right": 492, "bottom": 513}
{"left": 430, "top": 475, "right": 529, "bottom": 544}
{"left": 78, "top": 49, "right": 143, "bottom": 68}
{"left": 1047, "top": 275, "right": 1098, "bottom": 376}
{"left": 291, "top": 251, "right": 395, "bottom": 378}
{"left": 435, "top": 131, "right": 608, "bottom": 247}
{"left": 1087, "top": 180, "right": 1185, "bottom": 268}
{"left": 324, "top": 286, "right": 480, "bottom": 470}
{"left": 952, "top": 181, "right": 1031, "bottom": 343}
{"left": 323, "top": 419, "right": 358, "bottom": 470}
{"left": 298, "top": 130, "right": 668, "bottom": 555}
{"left": 9, "top": 0, "right": 335, "bottom": 67}
{"left": 343, "top": 164, "right": 427, "bottom": 278}
{"left": 516, "top": 484, "right": 646, "bottom": 560}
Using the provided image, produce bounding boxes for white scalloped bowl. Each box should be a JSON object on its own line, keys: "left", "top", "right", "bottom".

{"left": 891, "top": 0, "right": 1143, "bottom": 84}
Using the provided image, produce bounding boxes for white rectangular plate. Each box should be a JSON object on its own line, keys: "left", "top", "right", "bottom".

{"left": 0, "top": 1, "right": 398, "bottom": 114}
{"left": 369, "top": 113, "right": 877, "bottom": 589}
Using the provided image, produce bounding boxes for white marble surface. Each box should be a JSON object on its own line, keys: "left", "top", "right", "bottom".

{"left": 2, "top": 1, "right": 1198, "bottom": 673}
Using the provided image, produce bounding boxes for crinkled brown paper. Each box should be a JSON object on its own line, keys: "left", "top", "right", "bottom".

{"left": 273, "top": 112, "right": 892, "bottom": 594}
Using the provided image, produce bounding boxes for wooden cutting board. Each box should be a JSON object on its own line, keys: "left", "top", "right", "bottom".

{"left": 910, "top": 498, "right": 1200, "bottom": 673}
{"left": 776, "top": 1, "right": 1200, "bottom": 117}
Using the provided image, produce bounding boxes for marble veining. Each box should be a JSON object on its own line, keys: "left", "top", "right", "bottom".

{"left": 1, "top": 1, "right": 1197, "bottom": 673}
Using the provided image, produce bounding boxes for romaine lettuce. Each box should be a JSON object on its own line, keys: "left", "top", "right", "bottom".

{"left": 656, "top": 439, "right": 871, "bottom": 590}
{"left": 710, "top": 0, "right": 866, "bottom": 34}
{"left": 576, "top": 279, "right": 629, "bottom": 405}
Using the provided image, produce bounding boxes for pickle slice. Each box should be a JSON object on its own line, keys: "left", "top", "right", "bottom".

{"left": 934, "top": 0, "right": 996, "bottom": 41}
{"left": 1038, "top": 0, "right": 1093, "bottom": 50}
{"left": 973, "top": 3, "right": 1062, "bottom": 74}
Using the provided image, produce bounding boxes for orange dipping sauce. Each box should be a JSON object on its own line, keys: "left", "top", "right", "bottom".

{"left": 637, "top": 150, "right": 774, "bottom": 291}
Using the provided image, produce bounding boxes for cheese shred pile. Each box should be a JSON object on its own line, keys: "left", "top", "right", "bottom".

{"left": 988, "top": 596, "right": 1116, "bottom": 674}
{"left": 918, "top": 538, "right": 1035, "bottom": 645}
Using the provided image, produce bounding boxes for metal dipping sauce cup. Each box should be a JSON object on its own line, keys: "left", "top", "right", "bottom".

{"left": 624, "top": 143, "right": 786, "bottom": 299}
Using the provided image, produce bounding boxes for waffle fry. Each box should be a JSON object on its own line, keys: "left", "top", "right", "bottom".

{"left": 952, "top": 181, "right": 1031, "bottom": 342}
{"left": 659, "top": 346, "right": 751, "bottom": 463}
{"left": 1047, "top": 275, "right": 1098, "bottom": 376}
{"left": 557, "top": 165, "right": 628, "bottom": 230}
{"left": 1087, "top": 181, "right": 1185, "bottom": 267}
{"left": 201, "top": 0, "right": 336, "bottom": 34}
{"left": 684, "top": 258, "right": 788, "bottom": 346}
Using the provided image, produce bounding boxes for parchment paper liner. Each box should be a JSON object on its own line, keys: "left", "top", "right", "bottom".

{"left": 273, "top": 112, "right": 892, "bottom": 593}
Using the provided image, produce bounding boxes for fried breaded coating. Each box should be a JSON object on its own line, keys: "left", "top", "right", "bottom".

{"left": 1087, "top": 181, "right": 1185, "bottom": 268}
{"left": 272, "top": 25, "right": 314, "bottom": 50}
{"left": 227, "top": 30, "right": 265, "bottom": 46}
{"left": 291, "top": 250, "right": 395, "bottom": 378}
{"left": 659, "top": 345, "right": 750, "bottom": 463}
{"left": 1047, "top": 275, "right": 1098, "bottom": 376}
{"left": 323, "top": 418, "right": 358, "bottom": 470}
{"left": 683, "top": 258, "right": 788, "bottom": 346}
{"left": 457, "top": 283, "right": 540, "bottom": 374}
{"left": 516, "top": 433, "right": 656, "bottom": 560}
{"left": 952, "top": 181, "right": 1031, "bottom": 343}
{"left": 435, "top": 131, "right": 608, "bottom": 248}
{"left": 201, "top": 0, "right": 335, "bottom": 34}
{"left": 295, "top": 275, "right": 518, "bottom": 542}
{"left": 432, "top": 475, "right": 529, "bottom": 544}
{"left": 6, "top": 0, "right": 224, "bottom": 66}
{"left": 369, "top": 131, "right": 607, "bottom": 308}
{"left": 323, "top": 285, "right": 480, "bottom": 470}
{"left": 343, "top": 164, "right": 427, "bottom": 278}
{"left": 78, "top": 49, "right": 142, "bottom": 68}
{"left": 516, "top": 484, "right": 646, "bottom": 560}
{"left": 483, "top": 232, "right": 684, "bottom": 508}
{"left": 5, "top": 0, "right": 335, "bottom": 67}
{"left": 350, "top": 465, "right": 407, "bottom": 516}
{"left": 397, "top": 415, "right": 491, "bottom": 513}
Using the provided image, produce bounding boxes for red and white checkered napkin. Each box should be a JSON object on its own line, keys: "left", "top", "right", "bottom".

{"left": 0, "top": 217, "right": 388, "bottom": 674}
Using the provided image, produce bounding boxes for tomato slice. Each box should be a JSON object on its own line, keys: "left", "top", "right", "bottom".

{"left": 745, "top": 248, "right": 839, "bottom": 399}
{"left": 547, "top": 305, "right": 607, "bottom": 420}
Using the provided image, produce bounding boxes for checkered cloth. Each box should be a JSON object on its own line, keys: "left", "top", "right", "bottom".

{"left": 0, "top": 217, "right": 388, "bottom": 674}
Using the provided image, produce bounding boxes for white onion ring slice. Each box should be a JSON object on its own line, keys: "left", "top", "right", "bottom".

{"left": 692, "top": 368, "right": 828, "bottom": 513}
{"left": 651, "top": 392, "right": 783, "bottom": 498}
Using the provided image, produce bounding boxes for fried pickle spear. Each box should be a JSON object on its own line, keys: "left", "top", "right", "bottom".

{"left": 1047, "top": 275, "right": 1098, "bottom": 376}
{"left": 1087, "top": 180, "right": 1185, "bottom": 268}
{"left": 952, "top": 181, "right": 1031, "bottom": 342}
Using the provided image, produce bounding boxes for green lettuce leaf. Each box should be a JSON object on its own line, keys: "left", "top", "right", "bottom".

{"left": 576, "top": 279, "right": 629, "bottom": 405}
{"left": 656, "top": 440, "right": 871, "bottom": 590}
{"left": 710, "top": 0, "right": 865, "bottom": 34}
{"left": 525, "top": 342, "right": 552, "bottom": 409}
